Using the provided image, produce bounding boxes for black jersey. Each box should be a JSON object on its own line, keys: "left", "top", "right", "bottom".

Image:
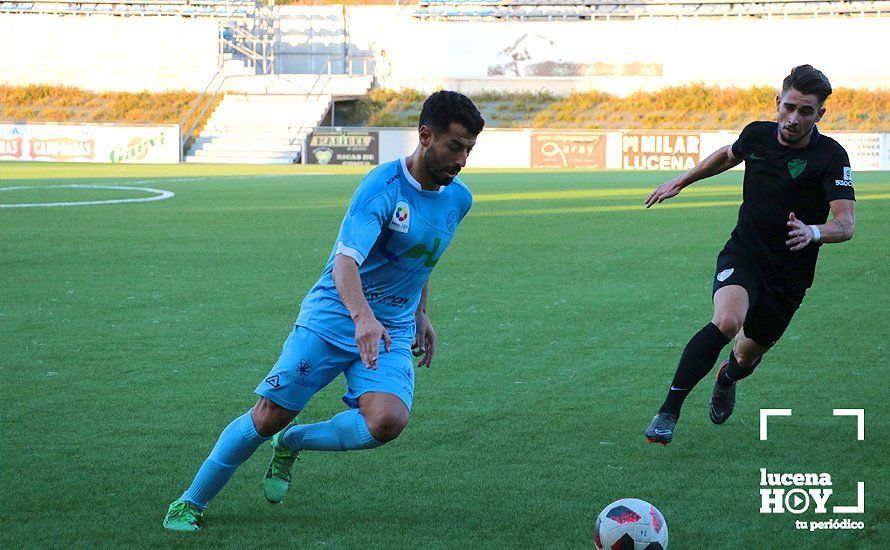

{"left": 728, "top": 121, "right": 855, "bottom": 294}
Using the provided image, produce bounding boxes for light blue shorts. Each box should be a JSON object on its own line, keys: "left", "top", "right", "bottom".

{"left": 255, "top": 326, "right": 415, "bottom": 412}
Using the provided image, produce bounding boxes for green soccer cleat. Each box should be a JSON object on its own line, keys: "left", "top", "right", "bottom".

{"left": 264, "top": 425, "right": 299, "bottom": 504}
{"left": 163, "top": 499, "right": 204, "bottom": 532}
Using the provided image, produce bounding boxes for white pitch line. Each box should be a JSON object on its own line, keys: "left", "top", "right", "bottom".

{"left": 0, "top": 172, "right": 342, "bottom": 209}
{"left": 0, "top": 184, "right": 175, "bottom": 208}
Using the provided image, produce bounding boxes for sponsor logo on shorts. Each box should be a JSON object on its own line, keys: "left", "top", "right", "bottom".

{"left": 269, "top": 369, "right": 317, "bottom": 390}
{"left": 386, "top": 368, "right": 414, "bottom": 383}
{"left": 389, "top": 201, "right": 410, "bottom": 233}
{"left": 717, "top": 268, "right": 734, "bottom": 282}
{"left": 297, "top": 359, "right": 312, "bottom": 377}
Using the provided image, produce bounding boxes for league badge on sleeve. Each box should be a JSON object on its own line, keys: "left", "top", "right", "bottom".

{"left": 389, "top": 201, "right": 411, "bottom": 233}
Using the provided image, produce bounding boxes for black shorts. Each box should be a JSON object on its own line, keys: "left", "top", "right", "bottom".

{"left": 712, "top": 242, "right": 804, "bottom": 348}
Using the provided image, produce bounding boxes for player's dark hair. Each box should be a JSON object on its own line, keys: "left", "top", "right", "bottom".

{"left": 418, "top": 91, "right": 485, "bottom": 136}
{"left": 782, "top": 65, "right": 832, "bottom": 104}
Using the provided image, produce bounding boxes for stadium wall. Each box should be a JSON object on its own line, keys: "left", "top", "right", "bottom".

{"left": 0, "top": 123, "right": 180, "bottom": 163}
{"left": 0, "top": 15, "right": 218, "bottom": 92}
{"left": 3, "top": 123, "right": 886, "bottom": 168}
{"left": 309, "top": 128, "right": 890, "bottom": 171}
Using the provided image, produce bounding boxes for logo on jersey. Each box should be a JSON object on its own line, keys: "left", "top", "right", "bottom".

{"left": 835, "top": 166, "right": 853, "bottom": 187}
{"left": 788, "top": 159, "right": 807, "bottom": 179}
{"left": 447, "top": 210, "right": 458, "bottom": 232}
{"left": 389, "top": 201, "right": 410, "bottom": 233}
{"left": 406, "top": 238, "right": 443, "bottom": 267}
{"left": 717, "top": 268, "right": 734, "bottom": 282}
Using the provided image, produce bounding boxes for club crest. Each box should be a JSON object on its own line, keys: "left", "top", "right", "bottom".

{"left": 788, "top": 159, "right": 807, "bottom": 179}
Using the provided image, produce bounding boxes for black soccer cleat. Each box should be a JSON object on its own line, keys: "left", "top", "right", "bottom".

{"left": 645, "top": 412, "right": 678, "bottom": 445}
{"left": 709, "top": 361, "right": 736, "bottom": 425}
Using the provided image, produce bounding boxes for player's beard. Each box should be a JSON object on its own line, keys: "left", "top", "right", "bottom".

{"left": 424, "top": 148, "right": 459, "bottom": 186}
{"left": 779, "top": 123, "right": 813, "bottom": 145}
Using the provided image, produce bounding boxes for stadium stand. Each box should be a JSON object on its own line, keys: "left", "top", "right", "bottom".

{"left": 0, "top": 0, "right": 256, "bottom": 18}
{"left": 184, "top": 73, "right": 373, "bottom": 164}
{"left": 413, "top": 0, "right": 890, "bottom": 21}
{"left": 0, "top": 0, "right": 378, "bottom": 163}
{"left": 185, "top": 93, "right": 327, "bottom": 164}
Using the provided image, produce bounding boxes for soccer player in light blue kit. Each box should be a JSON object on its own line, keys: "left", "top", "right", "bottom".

{"left": 163, "top": 91, "right": 484, "bottom": 531}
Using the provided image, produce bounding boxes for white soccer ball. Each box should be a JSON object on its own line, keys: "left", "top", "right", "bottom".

{"left": 594, "top": 498, "right": 668, "bottom": 550}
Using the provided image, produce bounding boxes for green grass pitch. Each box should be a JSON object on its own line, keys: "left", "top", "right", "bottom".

{"left": 1, "top": 162, "right": 888, "bottom": 548}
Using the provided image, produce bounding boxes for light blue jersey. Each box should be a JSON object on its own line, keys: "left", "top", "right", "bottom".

{"left": 296, "top": 157, "right": 473, "bottom": 351}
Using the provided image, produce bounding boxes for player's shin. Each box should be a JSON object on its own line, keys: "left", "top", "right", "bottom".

{"left": 659, "top": 322, "right": 731, "bottom": 417}
{"left": 180, "top": 409, "right": 271, "bottom": 509}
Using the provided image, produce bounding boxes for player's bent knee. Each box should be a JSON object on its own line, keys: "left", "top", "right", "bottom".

{"left": 365, "top": 409, "right": 410, "bottom": 443}
{"left": 252, "top": 397, "right": 298, "bottom": 437}
{"left": 711, "top": 315, "right": 743, "bottom": 339}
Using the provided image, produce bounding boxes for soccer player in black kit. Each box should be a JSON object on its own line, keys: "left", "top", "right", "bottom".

{"left": 643, "top": 65, "right": 856, "bottom": 444}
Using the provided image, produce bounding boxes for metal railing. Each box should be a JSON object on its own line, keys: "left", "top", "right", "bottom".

{"left": 220, "top": 24, "right": 275, "bottom": 74}
{"left": 217, "top": 1, "right": 276, "bottom": 75}
{"left": 178, "top": 69, "right": 228, "bottom": 159}
{"left": 323, "top": 56, "right": 376, "bottom": 77}
{"left": 293, "top": 73, "right": 331, "bottom": 164}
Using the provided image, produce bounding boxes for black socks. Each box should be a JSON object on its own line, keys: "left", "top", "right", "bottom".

{"left": 659, "top": 322, "right": 730, "bottom": 417}
{"left": 717, "top": 351, "right": 761, "bottom": 387}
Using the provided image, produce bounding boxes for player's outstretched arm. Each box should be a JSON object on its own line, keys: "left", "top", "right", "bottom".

{"left": 645, "top": 145, "right": 743, "bottom": 208}
{"left": 333, "top": 254, "right": 391, "bottom": 369}
{"left": 785, "top": 200, "right": 855, "bottom": 252}
{"left": 412, "top": 279, "right": 435, "bottom": 368}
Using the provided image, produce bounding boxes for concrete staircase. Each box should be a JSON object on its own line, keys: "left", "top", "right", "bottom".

{"left": 183, "top": 74, "right": 373, "bottom": 164}
{"left": 184, "top": 93, "right": 330, "bottom": 164}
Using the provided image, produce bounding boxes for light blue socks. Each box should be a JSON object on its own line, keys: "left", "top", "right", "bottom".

{"left": 283, "top": 408, "right": 381, "bottom": 452}
{"left": 181, "top": 410, "right": 270, "bottom": 509}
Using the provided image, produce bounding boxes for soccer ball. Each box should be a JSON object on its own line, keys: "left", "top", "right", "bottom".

{"left": 594, "top": 498, "right": 668, "bottom": 550}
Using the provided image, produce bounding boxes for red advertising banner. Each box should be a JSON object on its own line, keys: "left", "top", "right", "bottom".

{"left": 0, "top": 137, "right": 23, "bottom": 158}
{"left": 29, "top": 137, "right": 95, "bottom": 160}
{"left": 531, "top": 132, "right": 607, "bottom": 169}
